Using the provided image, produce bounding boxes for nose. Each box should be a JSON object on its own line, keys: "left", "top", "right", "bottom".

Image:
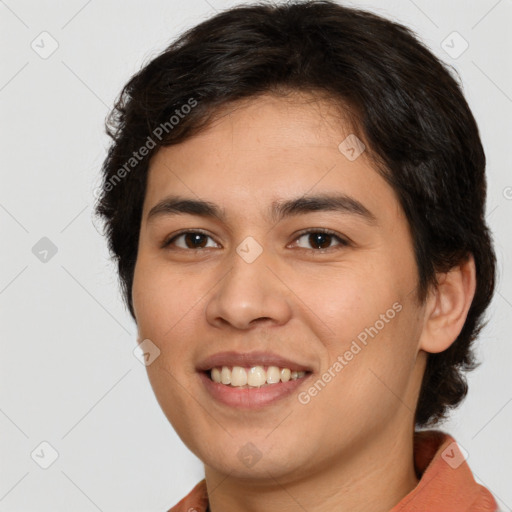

{"left": 204, "top": 245, "right": 293, "bottom": 331}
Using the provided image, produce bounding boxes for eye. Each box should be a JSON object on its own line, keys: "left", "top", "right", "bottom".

{"left": 162, "top": 230, "right": 219, "bottom": 250}
{"left": 162, "top": 228, "right": 349, "bottom": 252}
{"left": 292, "top": 229, "right": 349, "bottom": 251}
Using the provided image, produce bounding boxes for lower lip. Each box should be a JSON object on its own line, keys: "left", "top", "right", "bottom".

{"left": 199, "top": 372, "right": 311, "bottom": 409}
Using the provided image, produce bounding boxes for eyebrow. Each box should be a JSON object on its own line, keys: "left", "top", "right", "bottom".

{"left": 146, "top": 193, "right": 377, "bottom": 225}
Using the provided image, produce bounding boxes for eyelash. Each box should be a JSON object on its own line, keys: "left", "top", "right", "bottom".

{"left": 161, "top": 228, "right": 350, "bottom": 252}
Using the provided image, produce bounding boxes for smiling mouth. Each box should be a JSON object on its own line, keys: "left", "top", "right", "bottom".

{"left": 208, "top": 365, "right": 310, "bottom": 388}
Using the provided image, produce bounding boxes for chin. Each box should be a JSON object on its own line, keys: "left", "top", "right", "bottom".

{"left": 199, "top": 436, "right": 310, "bottom": 481}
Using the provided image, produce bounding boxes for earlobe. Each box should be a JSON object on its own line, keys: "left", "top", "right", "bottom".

{"left": 419, "top": 254, "right": 477, "bottom": 354}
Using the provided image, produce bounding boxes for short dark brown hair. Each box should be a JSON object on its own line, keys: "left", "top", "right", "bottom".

{"left": 95, "top": 0, "right": 496, "bottom": 427}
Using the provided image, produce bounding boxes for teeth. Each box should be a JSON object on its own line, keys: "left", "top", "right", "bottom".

{"left": 209, "top": 366, "right": 307, "bottom": 388}
{"left": 266, "top": 366, "right": 281, "bottom": 384}
{"left": 211, "top": 367, "right": 222, "bottom": 383}
{"left": 280, "top": 368, "right": 291, "bottom": 382}
{"left": 231, "top": 366, "right": 248, "bottom": 386}
{"left": 247, "top": 366, "right": 266, "bottom": 387}
{"left": 221, "top": 366, "right": 231, "bottom": 385}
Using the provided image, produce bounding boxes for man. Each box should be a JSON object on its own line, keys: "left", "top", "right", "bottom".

{"left": 95, "top": 1, "right": 498, "bottom": 510}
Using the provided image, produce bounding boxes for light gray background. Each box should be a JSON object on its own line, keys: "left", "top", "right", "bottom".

{"left": 1, "top": 0, "right": 511, "bottom": 510}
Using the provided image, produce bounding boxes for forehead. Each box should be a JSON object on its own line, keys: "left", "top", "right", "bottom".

{"left": 143, "top": 93, "right": 403, "bottom": 225}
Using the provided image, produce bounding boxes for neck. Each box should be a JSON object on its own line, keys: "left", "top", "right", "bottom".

{"left": 204, "top": 418, "right": 419, "bottom": 512}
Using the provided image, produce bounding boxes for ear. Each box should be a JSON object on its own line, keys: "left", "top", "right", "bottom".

{"left": 419, "top": 254, "right": 477, "bottom": 354}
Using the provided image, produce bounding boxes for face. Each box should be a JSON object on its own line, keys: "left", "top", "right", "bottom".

{"left": 132, "top": 93, "right": 428, "bottom": 483}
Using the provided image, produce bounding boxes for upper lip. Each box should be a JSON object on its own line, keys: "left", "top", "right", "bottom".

{"left": 197, "top": 351, "right": 313, "bottom": 372}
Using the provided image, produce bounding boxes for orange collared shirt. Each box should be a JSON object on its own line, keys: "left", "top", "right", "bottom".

{"left": 167, "top": 430, "right": 498, "bottom": 512}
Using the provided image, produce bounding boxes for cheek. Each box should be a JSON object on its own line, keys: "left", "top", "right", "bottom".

{"left": 286, "top": 257, "right": 409, "bottom": 344}
{"left": 327, "top": 298, "right": 420, "bottom": 412}
{"left": 291, "top": 256, "right": 420, "bottom": 410}
{"left": 132, "top": 260, "right": 201, "bottom": 436}
{"left": 133, "top": 256, "right": 198, "bottom": 339}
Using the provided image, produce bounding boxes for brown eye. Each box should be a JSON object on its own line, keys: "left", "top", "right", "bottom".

{"left": 163, "top": 231, "right": 218, "bottom": 250}
{"left": 294, "top": 230, "right": 349, "bottom": 251}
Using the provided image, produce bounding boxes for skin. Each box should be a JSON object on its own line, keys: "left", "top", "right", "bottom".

{"left": 132, "top": 92, "right": 476, "bottom": 512}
